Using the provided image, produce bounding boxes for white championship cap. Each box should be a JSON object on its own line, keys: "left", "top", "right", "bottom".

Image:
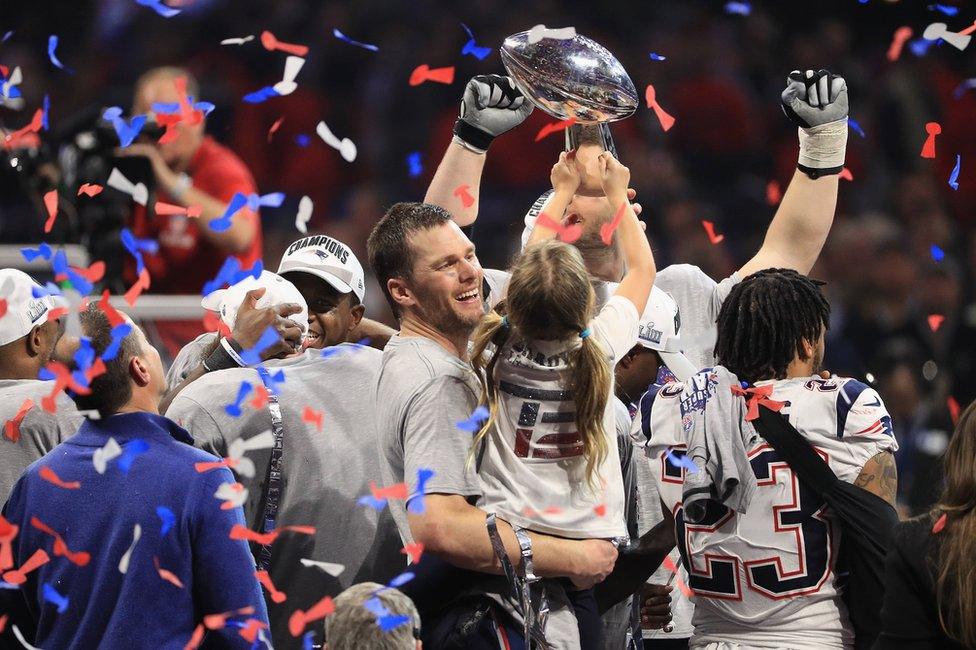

{"left": 0, "top": 269, "right": 69, "bottom": 347}
{"left": 201, "top": 270, "right": 308, "bottom": 333}
{"left": 636, "top": 286, "right": 698, "bottom": 382}
{"left": 277, "top": 235, "right": 366, "bottom": 304}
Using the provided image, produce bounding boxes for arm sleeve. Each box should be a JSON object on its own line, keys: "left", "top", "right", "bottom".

{"left": 165, "top": 394, "right": 228, "bottom": 459}
{"left": 403, "top": 376, "right": 482, "bottom": 503}
{"left": 166, "top": 334, "right": 218, "bottom": 388}
{"left": 591, "top": 295, "right": 640, "bottom": 365}
{"left": 876, "top": 524, "right": 943, "bottom": 649}
{"left": 190, "top": 468, "right": 269, "bottom": 642}
{"left": 836, "top": 382, "right": 899, "bottom": 481}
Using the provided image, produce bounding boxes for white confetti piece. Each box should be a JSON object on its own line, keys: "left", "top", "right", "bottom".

{"left": 315, "top": 121, "right": 357, "bottom": 162}
{"left": 92, "top": 437, "right": 122, "bottom": 474}
{"left": 294, "top": 195, "right": 313, "bottom": 234}
{"left": 527, "top": 25, "right": 576, "bottom": 45}
{"left": 300, "top": 558, "right": 345, "bottom": 577}
{"left": 107, "top": 168, "right": 148, "bottom": 206}
{"left": 118, "top": 523, "right": 141, "bottom": 574}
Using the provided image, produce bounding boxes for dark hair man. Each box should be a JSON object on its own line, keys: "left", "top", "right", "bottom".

{"left": 1, "top": 302, "right": 269, "bottom": 648}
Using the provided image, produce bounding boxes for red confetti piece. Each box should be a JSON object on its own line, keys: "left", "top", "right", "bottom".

{"left": 204, "top": 605, "right": 256, "bottom": 630}
{"left": 408, "top": 64, "right": 455, "bottom": 86}
{"left": 927, "top": 314, "right": 945, "bottom": 332}
{"left": 288, "top": 595, "right": 335, "bottom": 637}
{"left": 255, "top": 570, "right": 287, "bottom": 603}
{"left": 0, "top": 299, "right": 6, "bottom": 319}
{"left": 662, "top": 555, "right": 694, "bottom": 597}
{"left": 184, "top": 624, "right": 206, "bottom": 650}
{"left": 260, "top": 30, "right": 309, "bottom": 57}
{"left": 124, "top": 268, "right": 151, "bottom": 306}
{"left": 31, "top": 516, "right": 89, "bottom": 566}
{"left": 229, "top": 524, "right": 315, "bottom": 547}
{"left": 267, "top": 117, "right": 284, "bottom": 143}
{"left": 947, "top": 396, "right": 961, "bottom": 425}
{"left": 155, "top": 202, "right": 201, "bottom": 218}
{"left": 536, "top": 212, "right": 582, "bottom": 243}
{"left": 238, "top": 619, "right": 268, "bottom": 644}
{"left": 887, "top": 26, "right": 913, "bottom": 62}
{"left": 250, "top": 385, "right": 269, "bottom": 409}
{"left": 960, "top": 21, "right": 976, "bottom": 36}
{"left": 43, "top": 190, "right": 58, "bottom": 233}
{"left": 84, "top": 358, "right": 107, "bottom": 386}
{"left": 702, "top": 220, "right": 724, "bottom": 244}
{"left": 2, "top": 548, "right": 49, "bottom": 586}
{"left": 370, "top": 481, "right": 408, "bottom": 501}
{"left": 839, "top": 167, "right": 853, "bottom": 181}
{"left": 74, "top": 261, "right": 106, "bottom": 283}
{"left": 0, "top": 515, "right": 19, "bottom": 571}
{"left": 194, "top": 458, "right": 238, "bottom": 473}
{"left": 921, "top": 122, "right": 941, "bottom": 159}
{"left": 2, "top": 109, "right": 44, "bottom": 149}
{"left": 47, "top": 307, "right": 69, "bottom": 322}
{"left": 766, "top": 180, "right": 782, "bottom": 205}
{"left": 932, "top": 512, "right": 948, "bottom": 534}
{"left": 452, "top": 184, "right": 475, "bottom": 208}
{"left": 155, "top": 556, "right": 184, "bottom": 588}
{"left": 39, "top": 466, "right": 81, "bottom": 490}
{"left": 302, "top": 406, "right": 323, "bottom": 431}
{"left": 4, "top": 399, "right": 33, "bottom": 443}
{"left": 645, "top": 84, "right": 676, "bottom": 132}
{"left": 401, "top": 542, "right": 424, "bottom": 564}
{"left": 97, "top": 290, "right": 126, "bottom": 327}
{"left": 534, "top": 117, "right": 576, "bottom": 142}
{"left": 77, "top": 183, "right": 103, "bottom": 197}
{"left": 0, "top": 614, "right": 7, "bottom": 633}
{"left": 593, "top": 503, "right": 606, "bottom": 517}
{"left": 41, "top": 361, "right": 92, "bottom": 413}
{"left": 173, "top": 77, "right": 205, "bottom": 127}
{"left": 599, "top": 201, "right": 628, "bottom": 246}
{"left": 731, "top": 383, "right": 786, "bottom": 421}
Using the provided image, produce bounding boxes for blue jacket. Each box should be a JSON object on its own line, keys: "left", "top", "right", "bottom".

{"left": 0, "top": 412, "right": 269, "bottom": 649}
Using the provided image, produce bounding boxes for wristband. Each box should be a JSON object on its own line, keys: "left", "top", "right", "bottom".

{"left": 453, "top": 120, "right": 493, "bottom": 154}
{"left": 202, "top": 337, "right": 245, "bottom": 372}
{"left": 796, "top": 119, "right": 847, "bottom": 179}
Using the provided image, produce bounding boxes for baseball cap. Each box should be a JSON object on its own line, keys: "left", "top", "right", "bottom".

{"left": 201, "top": 270, "right": 308, "bottom": 333}
{"left": 0, "top": 269, "right": 70, "bottom": 347}
{"left": 277, "top": 235, "right": 366, "bottom": 304}
{"left": 636, "top": 286, "right": 697, "bottom": 382}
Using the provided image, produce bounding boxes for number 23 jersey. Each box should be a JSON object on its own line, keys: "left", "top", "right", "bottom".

{"left": 637, "top": 375, "right": 898, "bottom": 649}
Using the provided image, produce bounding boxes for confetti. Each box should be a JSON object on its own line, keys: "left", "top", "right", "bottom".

{"left": 388, "top": 572, "right": 414, "bottom": 588}
{"left": 4, "top": 399, "right": 33, "bottom": 443}
{"left": 295, "top": 134, "right": 310, "bottom": 147}
{"left": 839, "top": 167, "right": 854, "bottom": 181}
{"left": 600, "top": 200, "right": 628, "bottom": 245}
{"left": 453, "top": 184, "right": 475, "bottom": 208}
{"left": 156, "top": 506, "right": 175, "bottom": 536}
{"left": 2, "top": 108, "right": 43, "bottom": 147}
{"left": 202, "top": 258, "right": 263, "bottom": 297}
{"left": 204, "top": 605, "right": 256, "bottom": 630}
{"left": 948, "top": 395, "right": 961, "bottom": 425}
{"left": 370, "top": 482, "right": 408, "bottom": 501}
{"left": 909, "top": 37, "right": 937, "bottom": 58}
{"left": 456, "top": 405, "right": 489, "bottom": 433}
{"left": 243, "top": 87, "right": 280, "bottom": 104}
{"left": 333, "top": 28, "right": 379, "bottom": 52}
{"left": 460, "top": 23, "right": 491, "bottom": 60}
{"left": 929, "top": 3, "right": 959, "bottom": 15}
{"left": 2, "top": 549, "right": 49, "bottom": 586}
{"left": 593, "top": 503, "right": 607, "bottom": 517}
{"left": 848, "top": 118, "right": 866, "bottom": 138}
{"left": 42, "top": 582, "right": 69, "bottom": 613}
{"left": 118, "top": 524, "right": 141, "bottom": 574}
{"left": 288, "top": 595, "right": 335, "bottom": 637}
{"left": 406, "top": 152, "right": 423, "bottom": 178}
{"left": 155, "top": 556, "right": 184, "bottom": 588}
{"left": 255, "top": 570, "right": 287, "bottom": 603}
{"left": 922, "top": 22, "right": 971, "bottom": 51}
{"left": 102, "top": 107, "right": 147, "bottom": 148}
{"left": 357, "top": 495, "right": 388, "bottom": 511}
{"left": 534, "top": 212, "right": 582, "bottom": 244}
{"left": 224, "top": 381, "right": 253, "bottom": 418}
{"left": 952, "top": 78, "right": 976, "bottom": 99}
{"left": 534, "top": 117, "right": 576, "bottom": 142}
{"left": 949, "top": 154, "right": 961, "bottom": 190}
{"left": 220, "top": 35, "right": 255, "bottom": 46}
{"left": 42, "top": 190, "right": 58, "bottom": 233}
{"left": 724, "top": 1, "right": 751, "bottom": 15}
{"left": 154, "top": 202, "right": 201, "bottom": 218}
{"left": 927, "top": 314, "right": 945, "bottom": 331}
{"left": 407, "top": 468, "right": 435, "bottom": 515}
{"left": 229, "top": 524, "right": 315, "bottom": 546}
{"left": 38, "top": 361, "right": 91, "bottom": 412}
{"left": 261, "top": 31, "right": 309, "bottom": 57}
{"left": 887, "top": 26, "right": 913, "bottom": 61}
{"left": 20, "top": 243, "right": 53, "bottom": 263}
{"left": 97, "top": 290, "right": 126, "bottom": 327}
{"left": 134, "top": 0, "right": 180, "bottom": 18}
{"left": 645, "top": 84, "right": 676, "bottom": 132}
{"left": 47, "top": 35, "right": 72, "bottom": 72}
{"left": 0, "top": 300, "right": 5, "bottom": 319}
{"left": 930, "top": 244, "right": 945, "bottom": 262}
{"left": 239, "top": 326, "right": 279, "bottom": 365}
{"left": 932, "top": 512, "right": 948, "bottom": 534}
{"left": 315, "top": 120, "right": 357, "bottom": 162}
{"left": 215, "top": 482, "right": 246, "bottom": 510}
{"left": 400, "top": 542, "right": 424, "bottom": 564}
{"left": 731, "top": 383, "right": 786, "bottom": 421}
{"left": 299, "top": 558, "right": 345, "bottom": 576}
{"left": 12, "top": 624, "right": 41, "bottom": 650}
{"left": 194, "top": 458, "right": 238, "bottom": 473}
{"left": 408, "top": 64, "right": 455, "bottom": 86}
{"left": 267, "top": 117, "right": 284, "bottom": 142}
{"left": 77, "top": 183, "right": 103, "bottom": 197}
{"left": 39, "top": 466, "right": 80, "bottom": 490}
{"left": 921, "top": 122, "right": 941, "bottom": 158}
{"left": 526, "top": 25, "right": 576, "bottom": 44}
{"left": 273, "top": 56, "right": 305, "bottom": 96}
{"left": 702, "top": 220, "right": 724, "bottom": 244}
{"left": 302, "top": 405, "right": 324, "bottom": 431}
{"left": 31, "top": 516, "right": 89, "bottom": 566}
{"left": 92, "top": 437, "right": 122, "bottom": 474}
{"left": 107, "top": 168, "right": 148, "bottom": 206}
{"left": 117, "top": 438, "right": 150, "bottom": 474}
{"left": 124, "top": 269, "right": 151, "bottom": 306}
{"left": 665, "top": 449, "right": 700, "bottom": 474}
{"left": 210, "top": 193, "right": 249, "bottom": 233}
{"left": 649, "top": 52, "right": 667, "bottom": 61}
{"left": 378, "top": 614, "right": 412, "bottom": 633}
{"left": 766, "top": 180, "right": 782, "bottom": 205}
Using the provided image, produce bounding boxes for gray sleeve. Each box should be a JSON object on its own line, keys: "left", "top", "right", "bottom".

{"left": 165, "top": 393, "right": 228, "bottom": 458}
{"left": 402, "top": 376, "right": 482, "bottom": 501}
{"left": 710, "top": 272, "right": 741, "bottom": 322}
{"left": 166, "top": 334, "right": 218, "bottom": 389}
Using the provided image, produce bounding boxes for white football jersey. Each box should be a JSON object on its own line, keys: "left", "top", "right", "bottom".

{"left": 634, "top": 375, "right": 898, "bottom": 649}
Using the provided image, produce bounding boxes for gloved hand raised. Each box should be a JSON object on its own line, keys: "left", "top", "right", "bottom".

{"left": 781, "top": 69, "right": 849, "bottom": 178}
{"left": 453, "top": 74, "right": 534, "bottom": 153}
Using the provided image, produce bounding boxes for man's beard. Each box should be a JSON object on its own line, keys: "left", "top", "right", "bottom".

{"left": 812, "top": 345, "right": 824, "bottom": 376}
{"left": 412, "top": 283, "right": 483, "bottom": 340}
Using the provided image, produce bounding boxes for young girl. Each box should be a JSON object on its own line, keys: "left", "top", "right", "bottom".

{"left": 470, "top": 151, "right": 656, "bottom": 647}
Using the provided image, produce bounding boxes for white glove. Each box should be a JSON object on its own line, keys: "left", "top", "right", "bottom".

{"left": 453, "top": 74, "right": 534, "bottom": 153}
{"left": 781, "top": 69, "right": 849, "bottom": 178}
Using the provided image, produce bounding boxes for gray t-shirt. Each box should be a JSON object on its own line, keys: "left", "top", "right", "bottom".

{"left": 0, "top": 380, "right": 81, "bottom": 503}
{"left": 165, "top": 332, "right": 217, "bottom": 389}
{"left": 165, "top": 346, "right": 402, "bottom": 649}
{"left": 374, "top": 334, "right": 482, "bottom": 545}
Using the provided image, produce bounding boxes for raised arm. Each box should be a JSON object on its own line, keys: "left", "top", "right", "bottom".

{"left": 603, "top": 152, "right": 656, "bottom": 315}
{"left": 526, "top": 151, "right": 580, "bottom": 246}
{"left": 739, "top": 69, "right": 849, "bottom": 277}
{"left": 424, "top": 75, "right": 533, "bottom": 227}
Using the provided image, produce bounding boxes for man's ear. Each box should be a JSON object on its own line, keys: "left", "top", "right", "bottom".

{"left": 25, "top": 325, "right": 45, "bottom": 358}
{"left": 129, "top": 354, "right": 151, "bottom": 387}
{"left": 799, "top": 338, "right": 815, "bottom": 361}
{"left": 349, "top": 303, "right": 366, "bottom": 330}
{"left": 388, "top": 278, "right": 415, "bottom": 311}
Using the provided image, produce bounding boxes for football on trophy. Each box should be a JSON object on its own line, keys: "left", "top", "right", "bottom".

{"left": 500, "top": 29, "right": 638, "bottom": 124}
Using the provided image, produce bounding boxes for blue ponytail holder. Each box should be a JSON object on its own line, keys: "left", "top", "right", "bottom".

{"left": 579, "top": 327, "right": 592, "bottom": 340}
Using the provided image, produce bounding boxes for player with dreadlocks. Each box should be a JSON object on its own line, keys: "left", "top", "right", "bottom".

{"left": 628, "top": 268, "right": 900, "bottom": 649}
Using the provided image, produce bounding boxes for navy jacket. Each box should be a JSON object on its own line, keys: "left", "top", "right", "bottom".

{"left": 0, "top": 412, "right": 269, "bottom": 649}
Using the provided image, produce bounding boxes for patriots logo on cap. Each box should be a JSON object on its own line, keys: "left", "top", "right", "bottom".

{"left": 313, "top": 250, "right": 330, "bottom": 261}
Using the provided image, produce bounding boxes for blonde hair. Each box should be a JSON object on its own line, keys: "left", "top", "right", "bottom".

{"left": 324, "top": 582, "right": 419, "bottom": 650}
{"left": 470, "top": 240, "right": 611, "bottom": 485}
{"left": 935, "top": 400, "right": 976, "bottom": 648}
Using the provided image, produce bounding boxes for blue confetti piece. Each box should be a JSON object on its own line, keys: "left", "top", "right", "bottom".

{"left": 952, "top": 78, "right": 976, "bottom": 99}
{"left": 245, "top": 192, "right": 285, "bottom": 211}
{"left": 103, "top": 107, "right": 147, "bottom": 148}
{"left": 38, "top": 366, "right": 55, "bottom": 381}
{"left": 118, "top": 439, "right": 150, "bottom": 474}
{"left": 724, "top": 1, "right": 751, "bottom": 15}
{"left": 72, "top": 337, "right": 96, "bottom": 380}
{"left": 257, "top": 367, "right": 286, "bottom": 395}
{"left": 42, "top": 95, "right": 50, "bottom": 131}
{"left": 243, "top": 86, "right": 280, "bottom": 104}
{"left": 363, "top": 596, "right": 389, "bottom": 618}
{"left": 225, "top": 381, "right": 253, "bottom": 417}
{"left": 910, "top": 37, "right": 938, "bottom": 57}
{"left": 649, "top": 52, "right": 667, "bottom": 61}
{"left": 378, "top": 614, "right": 412, "bottom": 632}
{"left": 930, "top": 244, "right": 945, "bottom": 262}
{"left": 387, "top": 572, "right": 414, "bottom": 588}
{"left": 460, "top": 23, "right": 492, "bottom": 60}
{"left": 333, "top": 28, "right": 379, "bottom": 52}
{"left": 21, "top": 243, "right": 53, "bottom": 262}
{"left": 848, "top": 117, "right": 866, "bottom": 138}
{"left": 456, "top": 405, "right": 489, "bottom": 433}
{"left": 32, "top": 282, "right": 63, "bottom": 299}
{"left": 358, "top": 495, "right": 388, "bottom": 510}
{"left": 295, "top": 134, "right": 310, "bottom": 147}
{"left": 407, "top": 152, "right": 423, "bottom": 178}
{"left": 949, "top": 154, "right": 961, "bottom": 190}
{"left": 407, "top": 467, "right": 435, "bottom": 514}
{"left": 929, "top": 3, "right": 959, "bottom": 15}
{"left": 239, "top": 326, "right": 279, "bottom": 365}
{"left": 665, "top": 449, "right": 699, "bottom": 474}
{"left": 302, "top": 632, "right": 315, "bottom": 650}
{"left": 135, "top": 0, "right": 181, "bottom": 17}
{"left": 152, "top": 98, "right": 214, "bottom": 116}
{"left": 42, "top": 583, "right": 69, "bottom": 613}
{"left": 47, "top": 35, "right": 72, "bottom": 73}
{"left": 1, "top": 31, "right": 12, "bottom": 43}
{"left": 102, "top": 324, "right": 133, "bottom": 362}
{"left": 120, "top": 228, "right": 158, "bottom": 274}
{"left": 211, "top": 192, "right": 249, "bottom": 232}
{"left": 156, "top": 506, "right": 175, "bottom": 536}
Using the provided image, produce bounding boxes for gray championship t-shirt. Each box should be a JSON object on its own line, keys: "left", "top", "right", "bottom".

{"left": 165, "top": 345, "right": 402, "bottom": 650}
{"left": 165, "top": 332, "right": 217, "bottom": 389}
{"left": 0, "top": 380, "right": 81, "bottom": 503}
{"left": 374, "top": 334, "right": 482, "bottom": 545}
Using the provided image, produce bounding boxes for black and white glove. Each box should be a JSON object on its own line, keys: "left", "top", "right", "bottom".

{"left": 781, "top": 69, "right": 849, "bottom": 179}
{"left": 453, "top": 75, "right": 534, "bottom": 154}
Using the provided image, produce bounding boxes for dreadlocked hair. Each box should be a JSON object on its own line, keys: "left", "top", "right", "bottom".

{"left": 469, "top": 240, "right": 611, "bottom": 487}
{"left": 714, "top": 268, "right": 830, "bottom": 384}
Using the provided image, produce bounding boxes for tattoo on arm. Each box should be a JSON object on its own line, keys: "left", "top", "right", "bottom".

{"left": 854, "top": 451, "right": 898, "bottom": 507}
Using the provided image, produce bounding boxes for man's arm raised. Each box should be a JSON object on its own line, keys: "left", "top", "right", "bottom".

{"left": 425, "top": 75, "right": 533, "bottom": 227}
{"left": 739, "top": 69, "right": 849, "bottom": 277}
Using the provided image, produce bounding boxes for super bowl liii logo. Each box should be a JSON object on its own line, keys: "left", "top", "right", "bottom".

{"left": 637, "top": 323, "right": 663, "bottom": 345}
